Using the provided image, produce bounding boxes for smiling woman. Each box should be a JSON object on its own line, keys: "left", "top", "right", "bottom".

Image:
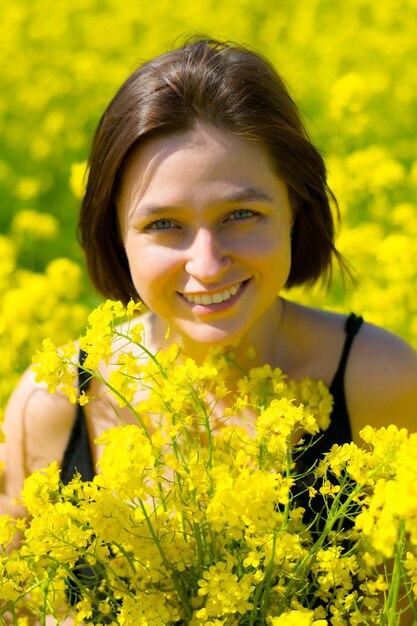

{"left": 116, "top": 125, "right": 293, "bottom": 358}
{"left": 1, "top": 37, "right": 417, "bottom": 623}
{"left": 79, "top": 39, "right": 342, "bottom": 306}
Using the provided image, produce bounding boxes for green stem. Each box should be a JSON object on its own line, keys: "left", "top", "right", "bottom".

{"left": 114, "top": 330, "right": 175, "bottom": 376}
{"left": 138, "top": 501, "right": 171, "bottom": 572}
{"left": 249, "top": 530, "right": 277, "bottom": 626}
{"left": 282, "top": 474, "right": 362, "bottom": 604}
{"left": 282, "top": 440, "right": 293, "bottom": 527}
{"left": 401, "top": 573, "right": 417, "bottom": 622}
{"left": 138, "top": 500, "right": 192, "bottom": 619}
{"left": 384, "top": 520, "right": 406, "bottom": 626}
{"left": 259, "top": 531, "right": 278, "bottom": 622}
{"left": 89, "top": 368, "right": 153, "bottom": 441}
{"left": 209, "top": 525, "right": 220, "bottom": 562}
{"left": 193, "top": 521, "right": 206, "bottom": 575}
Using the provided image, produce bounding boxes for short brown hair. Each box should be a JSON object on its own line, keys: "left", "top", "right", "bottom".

{"left": 79, "top": 38, "right": 344, "bottom": 304}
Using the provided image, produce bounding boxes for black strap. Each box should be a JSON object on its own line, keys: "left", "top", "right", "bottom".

{"left": 78, "top": 349, "right": 91, "bottom": 392}
{"left": 294, "top": 313, "right": 364, "bottom": 530}
{"left": 299, "top": 313, "right": 364, "bottom": 466}
{"left": 62, "top": 352, "right": 116, "bottom": 615}
{"left": 331, "top": 313, "right": 364, "bottom": 390}
{"left": 326, "top": 312, "right": 364, "bottom": 444}
{"left": 60, "top": 350, "right": 95, "bottom": 485}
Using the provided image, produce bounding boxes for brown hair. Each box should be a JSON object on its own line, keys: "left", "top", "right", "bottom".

{"left": 79, "top": 38, "right": 344, "bottom": 304}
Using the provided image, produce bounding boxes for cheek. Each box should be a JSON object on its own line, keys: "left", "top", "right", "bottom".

{"left": 240, "top": 229, "right": 291, "bottom": 262}
{"left": 124, "top": 238, "right": 180, "bottom": 287}
{"left": 253, "top": 232, "right": 292, "bottom": 286}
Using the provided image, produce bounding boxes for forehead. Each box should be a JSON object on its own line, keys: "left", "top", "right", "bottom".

{"left": 118, "top": 124, "right": 285, "bottom": 207}
{"left": 123, "top": 124, "right": 275, "bottom": 175}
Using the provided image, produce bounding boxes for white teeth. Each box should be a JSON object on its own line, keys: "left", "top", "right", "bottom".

{"left": 184, "top": 282, "right": 242, "bottom": 305}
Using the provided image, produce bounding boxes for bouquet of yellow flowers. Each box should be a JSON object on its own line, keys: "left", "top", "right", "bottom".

{"left": 1, "top": 301, "right": 416, "bottom": 625}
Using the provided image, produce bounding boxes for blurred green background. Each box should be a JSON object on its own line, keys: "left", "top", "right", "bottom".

{"left": 1, "top": 0, "right": 417, "bottom": 404}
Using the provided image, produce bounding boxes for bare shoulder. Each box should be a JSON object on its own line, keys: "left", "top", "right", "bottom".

{"left": 6, "top": 365, "right": 76, "bottom": 436}
{"left": 0, "top": 366, "right": 76, "bottom": 515}
{"left": 0, "top": 314, "right": 155, "bottom": 515}
{"left": 345, "top": 320, "right": 417, "bottom": 435}
{"left": 283, "top": 301, "right": 417, "bottom": 437}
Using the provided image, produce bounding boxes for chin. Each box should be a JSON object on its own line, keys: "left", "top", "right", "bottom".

{"left": 174, "top": 323, "right": 246, "bottom": 351}
{"left": 171, "top": 320, "right": 237, "bottom": 347}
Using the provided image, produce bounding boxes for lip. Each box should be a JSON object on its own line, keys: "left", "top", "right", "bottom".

{"left": 179, "top": 279, "right": 249, "bottom": 311}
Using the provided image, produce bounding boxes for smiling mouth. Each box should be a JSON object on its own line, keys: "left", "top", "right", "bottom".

{"left": 182, "top": 281, "right": 246, "bottom": 305}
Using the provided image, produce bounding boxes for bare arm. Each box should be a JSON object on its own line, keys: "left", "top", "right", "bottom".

{"left": 0, "top": 367, "right": 75, "bottom": 518}
{"left": 345, "top": 324, "right": 417, "bottom": 625}
{"left": 345, "top": 322, "right": 417, "bottom": 440}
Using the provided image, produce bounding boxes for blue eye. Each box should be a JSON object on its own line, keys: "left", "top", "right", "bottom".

{"left": 147, "top": 219, "right": 175, "bottom": 230}
{"left": 227, "top": 209, "right": 256, "bottom": 221}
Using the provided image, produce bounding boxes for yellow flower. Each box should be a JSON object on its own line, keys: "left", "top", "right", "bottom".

{"left": 197, "top": 561, "right": 254, "bottom": 617}
{"left": 128, "top": 321, "right": 144, "bottom": 344}
{"left": 0, "top": 234, "right": 16, "bottom": 278}
{"left": 20, "top": 461, "right": 61, "bottom": 514}
{"left": 0, "top": 578, "right": 21, "bottom": 601}
{"left": 267, "top": 609, "right": 323, "bottom": 625}
{"left": 11, "top": 209, "right": 59, "bottom": 240}
{"left": 32, "top": 337, "right": 77, "bottom": 397}
{"left": 46, "top": 257, "right": 84, "bottom": 298}
{"left": 69, "top": 161, "right": 88, "bottom": 199}
{"left": 0, "top": 514, "right": 17, "bottom": 546}
{"left": 95, "top": 425, "right": 156, "bottom": 500}
{"left": 117, "top": 590, "right": 180, "bottom": 625}
{"left": 75, "top": 597, "right": 93, "bottom": 623}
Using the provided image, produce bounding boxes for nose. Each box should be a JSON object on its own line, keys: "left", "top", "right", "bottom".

{"left": 184, "top": 228, "right": 231, "bottom": 282}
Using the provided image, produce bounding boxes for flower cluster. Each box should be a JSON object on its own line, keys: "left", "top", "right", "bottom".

{"left": 1, "top": 301, "right": 416, "bottom": 624}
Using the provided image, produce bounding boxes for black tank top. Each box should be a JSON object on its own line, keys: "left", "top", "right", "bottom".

{"left": 60, "top": 313, "right": 364, "bottom": 485}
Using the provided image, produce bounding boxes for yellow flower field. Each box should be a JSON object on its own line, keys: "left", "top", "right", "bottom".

{"left": 1, "top": 3, "right": 417, "bottom": 623}
{"left": 1, "top": 0, "right": 416, "bottom": 410}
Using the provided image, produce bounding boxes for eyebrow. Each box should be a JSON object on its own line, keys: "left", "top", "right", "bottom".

{"left": 220, "top": 188, "right": 274, "bottom": 204}
{"left": 130, "top": 187, "right": 274, "bottom": 219}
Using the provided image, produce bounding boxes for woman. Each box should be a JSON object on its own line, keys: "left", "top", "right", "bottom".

{"left": 1, "top": 37, "right": 416, "bottom": 519}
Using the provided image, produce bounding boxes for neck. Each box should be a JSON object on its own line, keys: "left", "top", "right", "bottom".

{"left": 166, "top": 298, "right": 287, "bottom": 370}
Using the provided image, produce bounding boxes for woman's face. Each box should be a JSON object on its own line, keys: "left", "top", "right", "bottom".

{"left": 117, "top": 124, "right": 293, "bottom": 356}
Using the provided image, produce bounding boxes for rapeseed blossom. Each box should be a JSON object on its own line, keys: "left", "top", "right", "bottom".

{"left": 1, "top": 300, "right": 416, "bottom": 624}
{"left": 69, "top": 162, "right": 88, "bottom": 200}
{"left": 1, "top": 1, "right": 417, "bottom": 623}
{"left": 1, "top": 0, "right": 417, "bottom": 353}
{"left": 10, "top": 209, "right": 59, "bottom": 241}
